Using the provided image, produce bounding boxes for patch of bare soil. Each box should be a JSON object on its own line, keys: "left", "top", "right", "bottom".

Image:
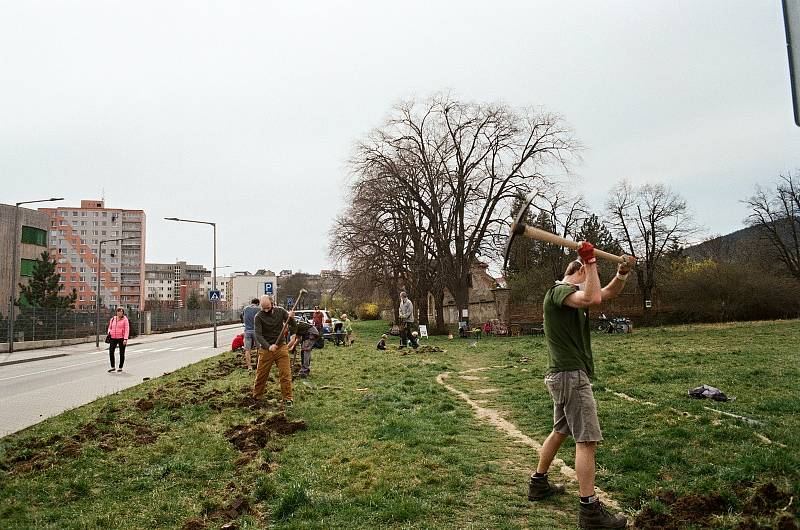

{"left": 225, "top": 414, "right": 306, "bottom": 456}
{"left": 634, "top": 483, "right": 798, "bottom": 530}
{"left": 181, "top": 517, "right": 206, "bottom": 530}
{"left": 203, "top": 358, "right": 239, "bottom": 379}
{"left": 635, "top": 493, "right": 730, "bottom": 529}
{"left": 182, "top": 496, "right": 253, "bottom": 530}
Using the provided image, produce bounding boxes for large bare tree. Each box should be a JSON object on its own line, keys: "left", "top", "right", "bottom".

{"left": 606, "top": 180, "right": 698, "bottom": 312}
{"left": 349, "top": 94, "right": 580, "bottom": 324}
{"left": 744, "top": 173, "right": 800, "bottom": 282}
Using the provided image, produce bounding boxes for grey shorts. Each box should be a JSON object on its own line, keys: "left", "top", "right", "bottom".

{"left": 544, "top": 370, "right": 603, "bottom": 443}
{"left": 244, "top": 331, "right": 255, "bottom": 350}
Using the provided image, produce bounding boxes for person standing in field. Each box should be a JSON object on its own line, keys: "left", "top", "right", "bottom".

{"left": 312, "top": 305, "right": 325, "bottom": 333}
{"left": 398, "top": 291, "right": 417, "bottom": 349}
{"left": 241, "top": 298, "right": 260, "bottom": 370}
{"left": 527, "top": 241, "right": 634, "bottom": 530}
{"left": 252, "top": 295, "right": 295, "bottom": 408}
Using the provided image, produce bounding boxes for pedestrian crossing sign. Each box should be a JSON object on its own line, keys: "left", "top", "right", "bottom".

{"left": 208, "top": 290, "right": 221, "bottom": 302}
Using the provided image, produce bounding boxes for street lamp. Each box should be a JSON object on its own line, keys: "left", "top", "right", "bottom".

{"left": 95, "top": 237, "right": 139, "bottom": 347}
{"left": 7, "top": 197, "right": 64, "bottom": 353}
{"left": 165, "top": 217, "right": 218, "bottom": 348}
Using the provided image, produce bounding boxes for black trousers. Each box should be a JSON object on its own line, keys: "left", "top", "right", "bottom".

{"left": 109, "top": 338, "right": 126, "bottom": 368}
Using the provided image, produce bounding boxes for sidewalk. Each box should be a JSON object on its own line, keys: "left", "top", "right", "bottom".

{"left": 0, "top": 323, "right": 243, "bottom": 366}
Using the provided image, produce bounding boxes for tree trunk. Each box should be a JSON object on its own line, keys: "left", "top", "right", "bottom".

{"left": 453, "top": 284, "right": 470, "bottom": 328}
{"left": 434, "top": 286, "right": 446, "bottom": 333}
{"left": 417, "top": 294, "right": 429, "bottom": 326}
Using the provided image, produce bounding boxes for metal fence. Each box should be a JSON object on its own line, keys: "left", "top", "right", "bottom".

{"left": 0, "top": 307, "right": 241, "bottom": 343}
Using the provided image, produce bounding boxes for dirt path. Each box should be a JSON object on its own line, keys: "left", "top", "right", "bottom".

{"left": 436, "top": 366, "right": 621, "bottom": 510}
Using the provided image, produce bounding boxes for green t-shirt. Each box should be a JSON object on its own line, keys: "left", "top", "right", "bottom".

{"left": 543, "top": 282, "right": 594, "bottom": 379}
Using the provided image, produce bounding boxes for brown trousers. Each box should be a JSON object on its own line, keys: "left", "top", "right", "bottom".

{"left": 252, "top": 344, "right": 293, "bottom": 401}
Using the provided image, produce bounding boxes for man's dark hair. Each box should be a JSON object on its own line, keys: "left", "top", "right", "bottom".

{"left": 251, "top": 298, "right": 259, "bottom": 305}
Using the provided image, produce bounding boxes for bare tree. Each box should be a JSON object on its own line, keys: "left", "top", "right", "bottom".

{"left": 606, "top": 180, "right": 699, "bottom": 312}
{"left": 350, "top": 95, "right": 580, "bottom": 325}
{"left": 744, "top": 173, "right": 800, "bottom": 282}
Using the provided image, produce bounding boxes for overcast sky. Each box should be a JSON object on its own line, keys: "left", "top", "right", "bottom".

{"left": 3, "top": 1, "right": 799, "bottom": 275}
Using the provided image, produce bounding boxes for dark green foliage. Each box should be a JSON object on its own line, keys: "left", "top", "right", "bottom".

{"left": 16, "top": 251, "right": 76, "bottom": 309}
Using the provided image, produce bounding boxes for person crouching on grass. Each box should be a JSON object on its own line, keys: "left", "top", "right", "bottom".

{"left": 252, "top": 295, "right": 295, "bottom": 408}
{"left": 527, "top": 241, "right": 634, "bottom": 530}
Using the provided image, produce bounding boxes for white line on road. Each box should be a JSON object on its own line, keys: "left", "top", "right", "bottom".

{"left": 131, "top": 348, "right": 154, "bottom": 352}
{"left": 173, "top": 347, "right": 194, "bottom": 351}
{"left": 0, "top": 358, "right": 107, "bottom": 382}
{"left": 150, "top": 348, "right": 174, "bottom": 352}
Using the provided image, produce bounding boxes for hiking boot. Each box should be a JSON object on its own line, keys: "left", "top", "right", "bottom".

{"left": 528, "top": 475, "right": 565, "bottom": 500}
{"left": 578, "top": 500, "right": 627, "bottom": 529}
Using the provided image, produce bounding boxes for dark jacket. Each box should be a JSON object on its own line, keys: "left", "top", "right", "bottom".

{"left": 254, "top": 307, "right": 294, "bottom": 349}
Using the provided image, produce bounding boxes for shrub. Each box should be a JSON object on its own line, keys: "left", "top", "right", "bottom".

{"left": 356, "top": 302, "right": 380, "bottom": 320}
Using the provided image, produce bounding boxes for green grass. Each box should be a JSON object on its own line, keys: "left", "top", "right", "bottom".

{"left": 1, "top": 320, "right": 798, "bottom": 529}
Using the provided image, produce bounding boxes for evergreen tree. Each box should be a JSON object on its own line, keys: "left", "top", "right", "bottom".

{"left": 575, "top": 214, "right": 622, "bottom": 255}
{"left": 17, "top": 251, "right": 76, "bottom": 309}
{"left": 186, "top": 291, "right": 200, "bottom": 310}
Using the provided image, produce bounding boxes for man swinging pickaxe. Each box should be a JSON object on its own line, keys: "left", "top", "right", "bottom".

{"left": 503, "top": 191, "right": 635, "bottom": 529}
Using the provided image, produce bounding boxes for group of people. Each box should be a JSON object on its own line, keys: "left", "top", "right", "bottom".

{"left": 104, "top": 239, "right": 633, "bottom": 528}
{"left": 240, "top": 298, "right": 325, "bottom": 382}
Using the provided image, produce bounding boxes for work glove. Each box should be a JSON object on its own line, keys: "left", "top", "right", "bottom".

{"left": 577, "top": 241, "right": 596, "bottom": 264}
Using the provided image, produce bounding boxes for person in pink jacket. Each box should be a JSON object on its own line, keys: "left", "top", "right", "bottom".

{"left": 107, "top": 307, "right": 130, "bottom": 373}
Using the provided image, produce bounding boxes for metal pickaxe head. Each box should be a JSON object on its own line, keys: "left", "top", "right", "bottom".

{"left": 502, "top": 191, "right": 539, "bottom": 273}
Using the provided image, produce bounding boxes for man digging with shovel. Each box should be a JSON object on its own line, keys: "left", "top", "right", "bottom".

{"left": 252, "top": 294, "right": 296, "bottom": 408}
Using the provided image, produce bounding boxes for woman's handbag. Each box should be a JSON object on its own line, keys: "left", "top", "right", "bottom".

{"left": 105, "top": 335, "right": 112, "bottom": 344}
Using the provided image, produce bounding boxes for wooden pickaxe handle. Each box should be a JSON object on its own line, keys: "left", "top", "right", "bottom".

{"left": 512, "top": 222, "right": 635, "bottom": 266}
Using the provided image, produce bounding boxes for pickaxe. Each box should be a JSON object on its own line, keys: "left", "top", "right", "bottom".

{"left": 503, "top": 191, "right": 635, "bottom": 272}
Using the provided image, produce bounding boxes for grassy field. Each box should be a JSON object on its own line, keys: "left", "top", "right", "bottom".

{"left": 1, "top": 319, "right": 798, "bottom": 529}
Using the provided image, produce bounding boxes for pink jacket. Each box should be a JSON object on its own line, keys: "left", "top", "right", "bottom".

{"left": 108, "top": 316, "right": 130, "bottom": 340}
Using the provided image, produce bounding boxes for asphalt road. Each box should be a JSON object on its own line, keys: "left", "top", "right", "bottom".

{"left": 0, "top": 325, "right": 242, "bottom": 437}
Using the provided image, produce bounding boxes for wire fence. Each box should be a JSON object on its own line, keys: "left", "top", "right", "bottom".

{"left": 0, "top": 307, "right": 241, "bottom": 343}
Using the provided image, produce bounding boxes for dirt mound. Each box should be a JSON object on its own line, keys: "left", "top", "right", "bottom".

{"left": 182, "top": 517, "right": 206, "bottom": 530}
{"left": 636, "top": 483, "right": 797, "bottom": 530}
{"left": 204, "top": 358, "right": 239, "bottom": 378}
{"left": 743, "top": 482, "right": 793, "bottom": 515}
{"left": 182, "top": 496, "right": 252, "bottom": 530}
{"left": 225, "top": 414, "right": 306, "bottom": 454}
{"left": 636, "top": 493, "right": 730, "bottom": 529}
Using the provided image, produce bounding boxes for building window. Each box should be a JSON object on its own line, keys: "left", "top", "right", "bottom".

{"left": 20, "top": 259, "right": 37, "bottom": 277}
{"left": 21, "top": 226, "right": 47, "bottom": 246}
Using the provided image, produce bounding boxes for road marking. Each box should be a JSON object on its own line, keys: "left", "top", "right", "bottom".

{"left": 131, "top": 348, "right": 154, "bottom": 353}
{"left": 173, "top": 347, "right": 194, "bottom": 351}
{"left": 0, "top": 358, "right": 108, "bottom": 382}
{"left": 150, "top": 348, "right": 174, "bottom": 352}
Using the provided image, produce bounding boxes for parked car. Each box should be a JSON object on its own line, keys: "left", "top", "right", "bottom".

{"left": 293, "top": 309, "right": 340, "bottom": 341}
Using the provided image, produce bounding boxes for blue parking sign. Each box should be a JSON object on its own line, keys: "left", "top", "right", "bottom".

{"left": 264, "top": 282, "right": 273, "bottom": 294}
{"left": 286, "top": 296, "right": 294, "bottom": 308}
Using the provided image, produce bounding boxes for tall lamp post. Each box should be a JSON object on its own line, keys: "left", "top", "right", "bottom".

{"left": 7, "top": 197, "right": 64, "bottom": 353}
{"left": 165, "top": 217, "right": 217, "bottom": 348}
{"left": 95, "top": 237, "right": 139, "bottom": 347}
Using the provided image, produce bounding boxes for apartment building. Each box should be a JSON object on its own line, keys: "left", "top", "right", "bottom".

{"left": 145, "top": 261, "right": 210, "bottom": 308}
{"left": 0, "top": 204, "right": 52, "bottom": 311}
{"left": 40, "top": 200, "right": 146, "bottom": 311}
